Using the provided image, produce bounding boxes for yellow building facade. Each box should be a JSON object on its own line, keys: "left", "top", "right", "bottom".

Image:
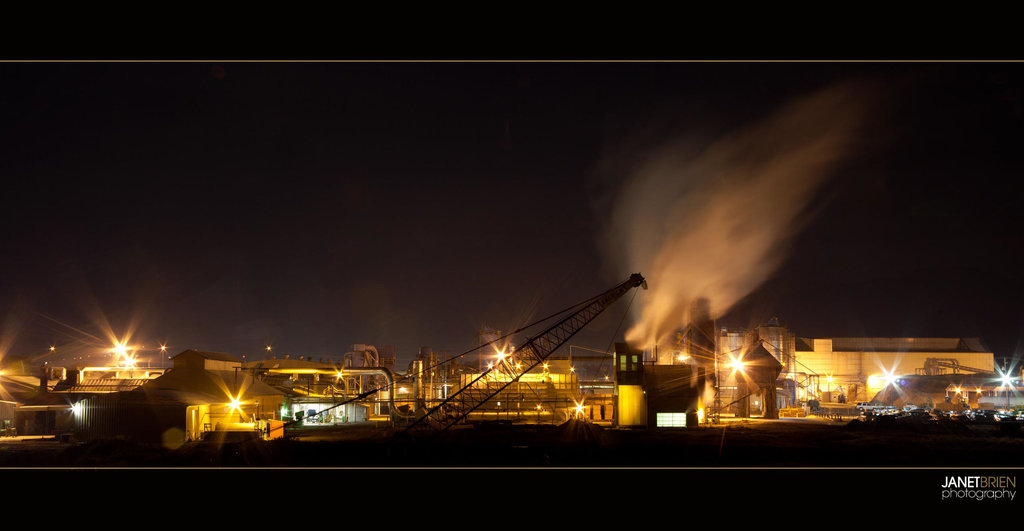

{"left": 794, "top": 337, "right": 995, "bottom": 402}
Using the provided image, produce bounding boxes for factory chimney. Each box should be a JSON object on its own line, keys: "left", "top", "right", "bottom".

{"left": 39, "top": 364, "right": 50, "bottom": 393}
{"left": 684, "top": 298, "right": 716, "bottom": 362}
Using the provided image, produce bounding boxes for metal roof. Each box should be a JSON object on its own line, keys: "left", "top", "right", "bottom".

{"left": 170, "top": 349, "right": 243, "bottom": 363}
{"left": 244, "top": 358, "right": 339, "bottom": 370}
{"left": 56, "top": 378, "right": 151, "bottom": 394}
{"left": 142, "top": 367, "right": 283, "bottom": 402}
{"left": 797, "top": 337, "right": 991, "bottom": 353}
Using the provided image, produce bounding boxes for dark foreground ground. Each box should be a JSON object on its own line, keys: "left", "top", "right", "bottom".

{"left": 2, "top": 417, "right": 1022, "bottom": 467}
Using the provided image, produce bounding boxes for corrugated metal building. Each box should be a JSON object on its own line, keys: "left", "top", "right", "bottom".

{"left": 73, "top": 390, "right": 187, "bottom": 444}
{"left": 795, "top": 337, "right": 995, "bottom": 402}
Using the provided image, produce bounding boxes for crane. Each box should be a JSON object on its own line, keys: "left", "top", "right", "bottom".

{"left": 404, "top": 273, "right": 647, "bottom": 432}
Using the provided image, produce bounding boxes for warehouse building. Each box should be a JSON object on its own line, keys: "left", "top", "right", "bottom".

{"left": 72, "top": 350, "right": 285, "bottom": 445}
{"left": 695, "top": 313, "right": 1000, "bottom": 417}
{"left": 793, "top": 336, "right": 995, "bottom": 404}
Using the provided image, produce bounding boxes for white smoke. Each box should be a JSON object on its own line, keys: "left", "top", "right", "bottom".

{"left": 602, "top": 82, "right": 874, "bottom": 348}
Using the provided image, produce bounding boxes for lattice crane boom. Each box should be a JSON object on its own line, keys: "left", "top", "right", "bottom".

{"left": 404, "top": 273, "right": 647, "bottom": 432}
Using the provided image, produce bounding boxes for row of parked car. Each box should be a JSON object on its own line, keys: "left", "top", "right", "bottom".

{"left": 855, "top": 402, "right": 1022, "bottom": 423}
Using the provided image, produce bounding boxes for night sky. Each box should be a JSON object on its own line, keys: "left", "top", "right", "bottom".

{"left": 2, "top": 62, "right": 1023, "bottom": 370}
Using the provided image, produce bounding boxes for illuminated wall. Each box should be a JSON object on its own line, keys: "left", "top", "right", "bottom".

{"left": 795, "top": 338, "right": 995, "bottom": 402}
{"left": 186, "top": 405, "right": 210, "bottom": 441}
{"left": 617, "top": 385, "right": 646, "bottom": 427}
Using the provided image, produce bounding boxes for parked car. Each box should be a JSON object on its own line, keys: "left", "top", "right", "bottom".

{"left": 970, "top": 410, "right": 997, "bottom": 422}
{"left": 994, "top": 410, "right": 1017, "bottom": 422}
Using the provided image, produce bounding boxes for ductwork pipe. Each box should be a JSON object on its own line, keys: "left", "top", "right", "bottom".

{"left": 340, "top": 367, "right": 414, "bottom": 421}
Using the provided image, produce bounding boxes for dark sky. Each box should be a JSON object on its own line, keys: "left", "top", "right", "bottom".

{"left": 1, "top": 62, "right": 1023, "bottom": 369}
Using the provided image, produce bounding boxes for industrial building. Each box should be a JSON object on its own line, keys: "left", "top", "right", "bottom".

{"left": 1, "top": 361, "right": 85, "bottom": 437}
{"left": 65, "top": 350, "right": 284, "bottom": 444}
{"left": 0, "top": 322, "right": 1015, "bottom": 444}
{"left": 613, "top": 342, "right": 706, "bottom": 428}
{"left": 0, "top": 278, "right": 1017, "bottom": 444}
{"left": 243, "top": 344, "right": 401, "bottom": 425}
{"left": 712, "top": 317, "right": 1003, "bottom": 418}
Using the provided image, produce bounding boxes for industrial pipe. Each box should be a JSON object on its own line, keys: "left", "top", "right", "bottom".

{"left": 339, "top": 367, "right": 414, "bottom": 421}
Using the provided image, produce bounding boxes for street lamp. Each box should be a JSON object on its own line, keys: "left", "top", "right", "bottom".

{"left": 1000, "top": 371, "right": 1013, "bottom": 410}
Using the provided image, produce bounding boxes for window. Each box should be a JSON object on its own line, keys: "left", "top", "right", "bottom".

{"left": 656, "top": 412, "right": 687, "bottom": 428}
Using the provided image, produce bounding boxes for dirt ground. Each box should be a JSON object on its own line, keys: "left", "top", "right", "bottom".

{"left": 1, "top": 417, "right": 1021, "bottom": 467}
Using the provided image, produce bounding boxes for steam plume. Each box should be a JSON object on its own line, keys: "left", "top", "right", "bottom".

{"left": 603, "top": 82, "right": 874, "bottom": 347}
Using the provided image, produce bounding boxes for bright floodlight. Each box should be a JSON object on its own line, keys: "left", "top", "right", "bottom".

{"left": 49, "top": 346, "right": 55, "bottom": 352}
{"left": 1001, "top": 373, "right": 1012, "bottom": 387}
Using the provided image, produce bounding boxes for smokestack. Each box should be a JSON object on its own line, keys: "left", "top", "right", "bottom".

{"left": 684, "top": 298, "right": 715, "bottom": 365}
{"left": 39, "top": 364, "right": 50, "bottom": 393}
{"left": 690, "top": 298, "right": 711, "bottom": 323}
